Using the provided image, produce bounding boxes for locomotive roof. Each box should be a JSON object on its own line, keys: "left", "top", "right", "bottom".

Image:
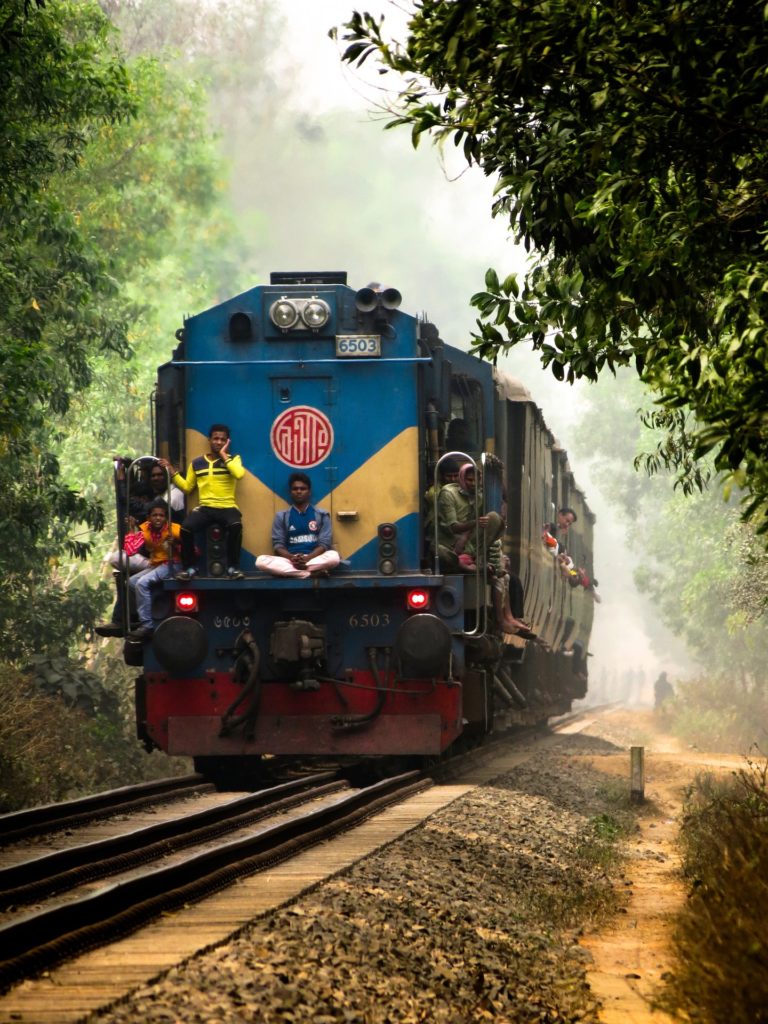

{"left": 493, "top": 367, "right": 532, "bottom": 403}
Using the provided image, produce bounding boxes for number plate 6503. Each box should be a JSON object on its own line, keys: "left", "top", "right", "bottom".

{"left": 348, "top": 613, "right": 390, "bottom": 627}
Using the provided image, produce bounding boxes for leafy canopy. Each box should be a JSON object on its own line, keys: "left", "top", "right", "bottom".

{"left": 337, "top": 0, "right": 768, "bottom": 528}
{"left": 0, "top": 0, "right": 220, "bottom": 659}
{"left": 570, "top": 371, "right": 768, "bottom": 682}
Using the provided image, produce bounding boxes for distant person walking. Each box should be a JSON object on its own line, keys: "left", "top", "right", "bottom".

{"left": 654, "top": 671, "right": 674, "bottom": 709}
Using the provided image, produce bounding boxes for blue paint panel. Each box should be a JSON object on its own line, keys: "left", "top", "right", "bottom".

{"left": 179, "top": 281, "right": 421, "bottom": 495}
{"left": 181, "top": 361, "right": 417, "bottom": 493}
{"left": 183, "top": 284, "right": 416, "bottom": 363}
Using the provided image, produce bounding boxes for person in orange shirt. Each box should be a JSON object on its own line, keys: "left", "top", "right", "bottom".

{"left": 125, "top": 501, "right": 181, "bottom": 640}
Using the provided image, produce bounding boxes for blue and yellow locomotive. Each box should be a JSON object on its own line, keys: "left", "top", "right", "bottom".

{"left": 128, "top": 271, "right": 595, "bottom": 780}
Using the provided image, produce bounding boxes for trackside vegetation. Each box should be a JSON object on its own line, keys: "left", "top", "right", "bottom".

{"left": 0, "top": 0, "right": 227, "bottom": 797}
{"left": 0, "top": 0, "right": 222, "bottom": 659}
{"left": 0, "top": 664, "right": 188, "bottom": 812}
{"left": 658, "top": 761, "right": 768, "bottom": 1024}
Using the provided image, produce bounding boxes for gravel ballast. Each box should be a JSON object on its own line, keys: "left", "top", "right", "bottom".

{"left": 92, "top": 734, "right": 633, "bottom": 1024}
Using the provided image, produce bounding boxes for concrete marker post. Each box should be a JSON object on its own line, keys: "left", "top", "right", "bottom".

{"left": 630, "top": 745, "right": 645, "bottom": 804}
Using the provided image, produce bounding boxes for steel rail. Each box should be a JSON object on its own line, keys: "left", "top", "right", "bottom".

{"left": 0, "top": 775, "right": 214, "bottom": 846}
{"left": 0, "top": 771, "right": 431, "bottom": 990}
{"left": 0, "top": 772, "right": 342, "bottom": 908}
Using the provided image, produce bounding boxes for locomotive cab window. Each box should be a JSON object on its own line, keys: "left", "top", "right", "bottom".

{"left": 446, "top": 376, "right": 484, "bottom": 454}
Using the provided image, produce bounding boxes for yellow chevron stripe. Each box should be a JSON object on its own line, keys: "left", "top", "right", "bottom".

{"left": 317, "top": 426, "right": 420, "bottom": 559}
{"left": 185, "top": 426, "right": 420, "bottom": 560}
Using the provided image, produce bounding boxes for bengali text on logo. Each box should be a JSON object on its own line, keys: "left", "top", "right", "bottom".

{"left": 270, "top": 406, "right": 334, "bottom": 468}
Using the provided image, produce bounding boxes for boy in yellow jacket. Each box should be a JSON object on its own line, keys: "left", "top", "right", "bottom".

{"left": 159, "top": 423, "right": 245, "bottom": 580}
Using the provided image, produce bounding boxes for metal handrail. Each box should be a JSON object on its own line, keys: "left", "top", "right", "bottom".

{"left": 114, "top": 456, "right": 176, "bottom": 634}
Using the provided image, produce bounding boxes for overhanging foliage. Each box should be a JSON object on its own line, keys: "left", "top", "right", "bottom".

{"left": 337, "top": 0, "right": 768, "bottom": 528}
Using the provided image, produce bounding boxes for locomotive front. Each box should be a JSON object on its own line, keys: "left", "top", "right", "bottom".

{"left": 134, "top": 272, "right": 465, "bottom": 768}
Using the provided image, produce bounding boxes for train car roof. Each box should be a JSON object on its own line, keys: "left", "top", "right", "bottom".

{"left": 493, "top": 367, "right": 595, "bottom": 522}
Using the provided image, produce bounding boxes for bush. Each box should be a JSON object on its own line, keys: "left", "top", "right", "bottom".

{"left": 662, "top": 674, "right": 768, "bottom": 754}
{"left": 0, "top": 662, "right": 190, "bottom": 812}
{"left": 26, "top": 653, "right": 120, "bottom": 719}
{"left": 659, "top": 759, "right": 768, "bottom": 1023}
{"left": 0, "top": 664, "right": 108, "bottom": 811}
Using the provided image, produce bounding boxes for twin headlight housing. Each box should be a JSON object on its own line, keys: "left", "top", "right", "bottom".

{"left": 269, "top": 296, "right": 331, "bottom": 332}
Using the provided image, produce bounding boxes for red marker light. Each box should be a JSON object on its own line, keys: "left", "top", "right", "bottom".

{"left": 176, "top": 592, "right": 198, "bottom": 613}
{"left": 407, "top": 589, "right": 429, "bottom": 611}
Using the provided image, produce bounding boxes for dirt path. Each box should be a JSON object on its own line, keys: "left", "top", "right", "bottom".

{"left": 576, "top": 708, "right": 745, "bottom": 1023}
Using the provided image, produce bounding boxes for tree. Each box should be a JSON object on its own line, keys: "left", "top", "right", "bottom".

{"left": 569, "top": 369, "right": 768, "bottom": 684}
{"left": 0, "top": 0, "right": 223, "bottom": 659}
{"left": 53, "top": 47, "right": 235, "bottom": 578}
{"left": 0, "top": 0, "right": 138, "bottom": 657}
{"left": 337, "top": 1, "right": 768, "bottom": 529}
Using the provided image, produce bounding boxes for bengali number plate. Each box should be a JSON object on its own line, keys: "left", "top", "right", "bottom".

{"left": 335, "top": 334, "right": 381, "bottom": 358}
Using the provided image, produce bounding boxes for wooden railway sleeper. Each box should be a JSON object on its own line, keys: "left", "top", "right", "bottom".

{"left": 0, "top": 771, "right": 430, "bottom": 991}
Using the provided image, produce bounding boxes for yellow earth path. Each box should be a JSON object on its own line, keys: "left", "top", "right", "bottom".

{"left": 578, "top": 708, "right": 743, "bottom": 1024}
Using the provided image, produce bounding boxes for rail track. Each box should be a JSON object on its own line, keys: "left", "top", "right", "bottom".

{"left": 0, "top": 774, "right": 214, "bottom": 846}
{"left": 0, "top": 705, "right": 616, "bottom": 1022}
{"left": 0, "top": 770, "right": 430, "bottom": 990}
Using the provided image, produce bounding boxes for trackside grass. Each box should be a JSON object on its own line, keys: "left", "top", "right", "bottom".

{"left": 0, "top": 664, "right": 188, "bottom": 811}
{"left": 658, "top": 757, "right": 768, "bottom": 1023}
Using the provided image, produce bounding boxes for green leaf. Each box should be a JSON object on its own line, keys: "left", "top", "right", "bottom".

{"left": 484, "top": 267, "right": 500, "bottom": 292}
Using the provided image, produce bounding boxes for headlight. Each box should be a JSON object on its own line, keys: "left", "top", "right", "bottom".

{"left": 269, "top": 298, "right": 299, "bottom": 329}
{"left": 302, "top": 298, "right": 330, "bottom": 329}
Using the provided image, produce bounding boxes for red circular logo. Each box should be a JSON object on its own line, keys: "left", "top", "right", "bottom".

{"left": 270, "top": 406, "right": 334, "bottom": 468}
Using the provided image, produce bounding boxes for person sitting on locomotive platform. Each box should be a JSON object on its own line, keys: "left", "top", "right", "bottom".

{"left": 424, "top": 458, "right": 460, "bottom": 539}
{"left": 97, "top": 500, "right": 181, "bottom": 638}
{"left": 436, "top": 463, "right": 503, "bottom": 568}
{"left": 116, "top": 457, "right": 186, "bottom": 523}
{"left": 95, "top": 461, "right": 152, "bottom": 635}
{"left": 125, "top": 500, "right": 182, "bottom": 640}
{"left": 145, "top": 462, "right": 185, "bottom": 523}
{"left": 437, "top": 464, "right": 533, "bottom": 637}
{"left": 158, "top": 423, "right": 245, "bottom": 581}
{"left": 256, "top": 472, "right": 340, "bottom": 579}
{"left": 96, "top": 461, "right": 183, "bottom": 636}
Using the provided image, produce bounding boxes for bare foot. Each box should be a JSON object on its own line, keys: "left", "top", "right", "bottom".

{"left": 501, "top": 619, "right": 537, "bottom": 639}
{"left": 506, "top": 616, "right": 530, "bottom": 631}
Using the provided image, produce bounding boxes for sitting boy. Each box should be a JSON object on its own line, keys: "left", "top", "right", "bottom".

{"left": 256, "top": 472, "right": 340, "bottom": 578}
{"left": 125, "top": 500, "right": 182, "bottom": 639}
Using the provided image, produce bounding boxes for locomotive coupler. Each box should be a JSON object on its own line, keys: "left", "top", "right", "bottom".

{"left": 270, "top": 619, "right": 326, "bottom": 691}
